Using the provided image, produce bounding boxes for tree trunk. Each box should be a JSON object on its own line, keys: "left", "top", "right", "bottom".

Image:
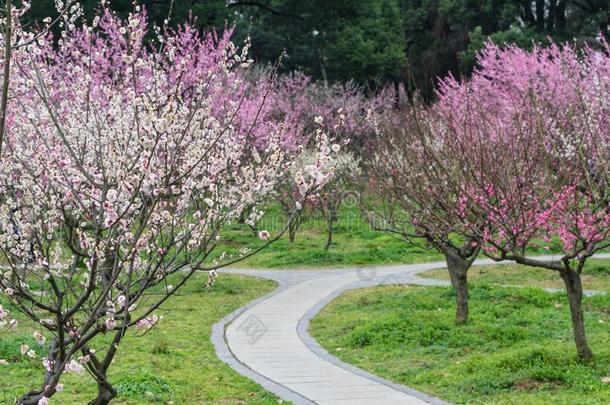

{"left": 560, "top": 268, "right": 593, "bottom": 362}
{"left": 87, "top": 383, "right": 117, "bottom": 405}
{"left": 444, "top": 252, "right": 470, "bottom": 324}
{"left": 322, "top": 206, "right": 336, "bottom": 251}
{"left": 288, "top": 213, "right": 300, "bottom": 243}
{"left": 535, "top": 0, "right": 545, "bottom": 31}
{"left": 0, "top": 0, "right": 12, "bottom": 158}
{"left": 393, "top": 79, "right": 400, "bottom": 109}
{"left": 323, "top": 226, "right": 333, "bottom": 251}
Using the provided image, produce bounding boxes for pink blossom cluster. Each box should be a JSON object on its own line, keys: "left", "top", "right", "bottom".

{"left": 435, "top": 40, "right": 609, "bottom": 257}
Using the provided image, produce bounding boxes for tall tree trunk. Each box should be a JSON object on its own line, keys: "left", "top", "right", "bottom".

{"left": 393, "top": 79, "right": 400, "bottom": 109}
{"left": 556, "top": 0, "right": 566, "bottom": 30}
{"left": 560, "top": 268, "right": 593, "bottom": 361}
{"left": 443, "top": 251, "right": 471, "bottom": 324}
{"left": 535, "top": 0, "right": 545, "bottom": 31}
{"left": 547, "top": 0, "right": 556, "bottom": 31}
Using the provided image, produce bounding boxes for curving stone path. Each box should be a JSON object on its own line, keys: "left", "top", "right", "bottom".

{"left": 211, "top": 254, "right": 610, "bottom": 405}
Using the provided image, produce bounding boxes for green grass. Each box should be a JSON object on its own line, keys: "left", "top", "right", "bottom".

{"left": 311, "top": 284, "right": 610, "bottom": 405}
{"left": 214, "top": 204, "right": 441, "bottom": 268}
{"left": 0, "top": 274, "right": 286, "bottom": 405}
{"left": 419, "top": 259, "right": 610, "bottom": 291}
{"left": 213, "top": 204, "right": 582, "bottom": 269}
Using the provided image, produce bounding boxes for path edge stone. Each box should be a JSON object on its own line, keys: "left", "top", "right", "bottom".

{"left": 210, "top": 276, "right": 316, "bottom": 405}
{"left": 297, "top": 275, "right": 453, "bottom": 405}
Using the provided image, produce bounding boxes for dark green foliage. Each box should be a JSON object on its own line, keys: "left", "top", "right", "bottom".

{"left": 26, "top": 1, "right": 610, "bottom": 99}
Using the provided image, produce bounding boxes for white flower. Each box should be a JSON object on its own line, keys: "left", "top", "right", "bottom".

{"left": 20, "top": 344, "right": 30, "bottom": 355}
{"left": 37, "top": 396, "right": 49, "bottom": 405}
{"left": 204, "top": 198, "right": 214, "bottom": 207}
{"left": 64, "top": 359, "right": 85, "bottom": 374}
{"left": 314, "top": 116, "right": 324, "bottom": 125}
{"left": 42, "top": 357, "right": 53, "bottom": 371}
{"left": 56, "top": 383, "right": 64, "bottom": 392}
{"left": 34, "top": 331, "right": 46, "bottom": 345}
{"left": 258, "top": 230, "right": 270, "bottom": 240}
{"left": 4, "top": 288, "right": 13, "bottom": 296}
{"left": 331, "top": 144, "right": 341, "bottom": 153}
{"left": 105, "top": 318, "right": 116, "bottom": 330}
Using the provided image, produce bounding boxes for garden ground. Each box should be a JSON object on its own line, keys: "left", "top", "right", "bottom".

{"left": 311, "top": 279, "right": 610, "bottom": 404}
{"left": 2, "top": 206, "right": 608, "bottom": 404}
{"left": 419, "top": 259, "right": 610, "bottom": 291}
{"left": 215, "top": 204, "right": 564, "bottom": 269}
{"left": 0, "top": 274, "right": 284, "bottom": 405}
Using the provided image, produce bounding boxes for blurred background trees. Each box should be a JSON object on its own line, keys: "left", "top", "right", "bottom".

{"left": 25, "top": 0, "right": 610, "bottom": 100}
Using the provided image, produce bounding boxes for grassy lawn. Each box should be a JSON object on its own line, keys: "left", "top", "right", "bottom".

{"left": 216, "top": 205, "right": 441, "bottom": 268}
{"left": 213, "top": 204, "right": 583, "bottom": 270}
{"left": 419, "top": 259, "right": 610, "bottom": 291}
{"left": 0, "top": 274, "right": 286, "bottom": 405}
{"left": 311, "top": 284, "right": 610, "bottom": 405}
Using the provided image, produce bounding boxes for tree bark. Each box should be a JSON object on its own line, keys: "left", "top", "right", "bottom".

{"left": 444, "top": 251, "right": 470, "bottom": 324}
{"left": 288, "top": 212, "right": 300, "bottom": 243}
{"left": 535, "top": 0, "right": 546, "bottom": 31}
{"left": 323, "top": 226, "right": 333, "bottom": 250}
{"left": 323, "top": 206, "right": 337, "bottom": 251}
{"left": 560, "top": 268, "right": 593, "bottom": 362}
{"left": 87, "top": 383, "right": 117, "bottom": 405}
{"left": 0, "top": 0, "right": 12, "bottom": 158}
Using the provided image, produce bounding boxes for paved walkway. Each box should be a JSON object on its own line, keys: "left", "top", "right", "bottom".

{"left": 212, "top": 254, "right": 610, "bottom": 405}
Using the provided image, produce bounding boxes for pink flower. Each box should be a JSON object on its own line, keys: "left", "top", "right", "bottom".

{"left": 258, "top": 230, "right": 270, "bottom": 240}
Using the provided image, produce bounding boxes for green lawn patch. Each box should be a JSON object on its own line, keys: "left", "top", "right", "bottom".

{"left": 419, "top": 259, "right": 610, "bottom": 291}
{"left": 214, "top": 205, "right": 440, "bottom": 268}
{"left": 0, "top": 274, "right": 286, "bottom": 405}
{"left": 310, "top": 284, "right": 610, "bottom": 405}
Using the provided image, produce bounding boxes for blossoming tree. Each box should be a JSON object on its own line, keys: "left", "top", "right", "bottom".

{"left": 435, "top": 41, "right": 609, "bottom": 361}
{"left": 365, "top": 103, "right": 480, "bottom": 324}
{"left": 0, "top": 6, "right": 336, "bottom": 404}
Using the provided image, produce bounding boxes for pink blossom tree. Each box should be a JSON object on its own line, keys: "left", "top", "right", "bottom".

{"left": 365, "top": 103, "right": 481, "bottom": 325}
{"left": 0, "top": 6, "right": 336, "bottom": 404}
{"left": 435, "top": 41, "right": 609, "bottom": 361}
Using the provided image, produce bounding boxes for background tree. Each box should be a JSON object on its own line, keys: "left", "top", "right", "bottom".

{"left": 365, "top": 105, "right": 480, "bottom": 324}
{"left": 25, "top": 1, "right": 610, "bottom": 101}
